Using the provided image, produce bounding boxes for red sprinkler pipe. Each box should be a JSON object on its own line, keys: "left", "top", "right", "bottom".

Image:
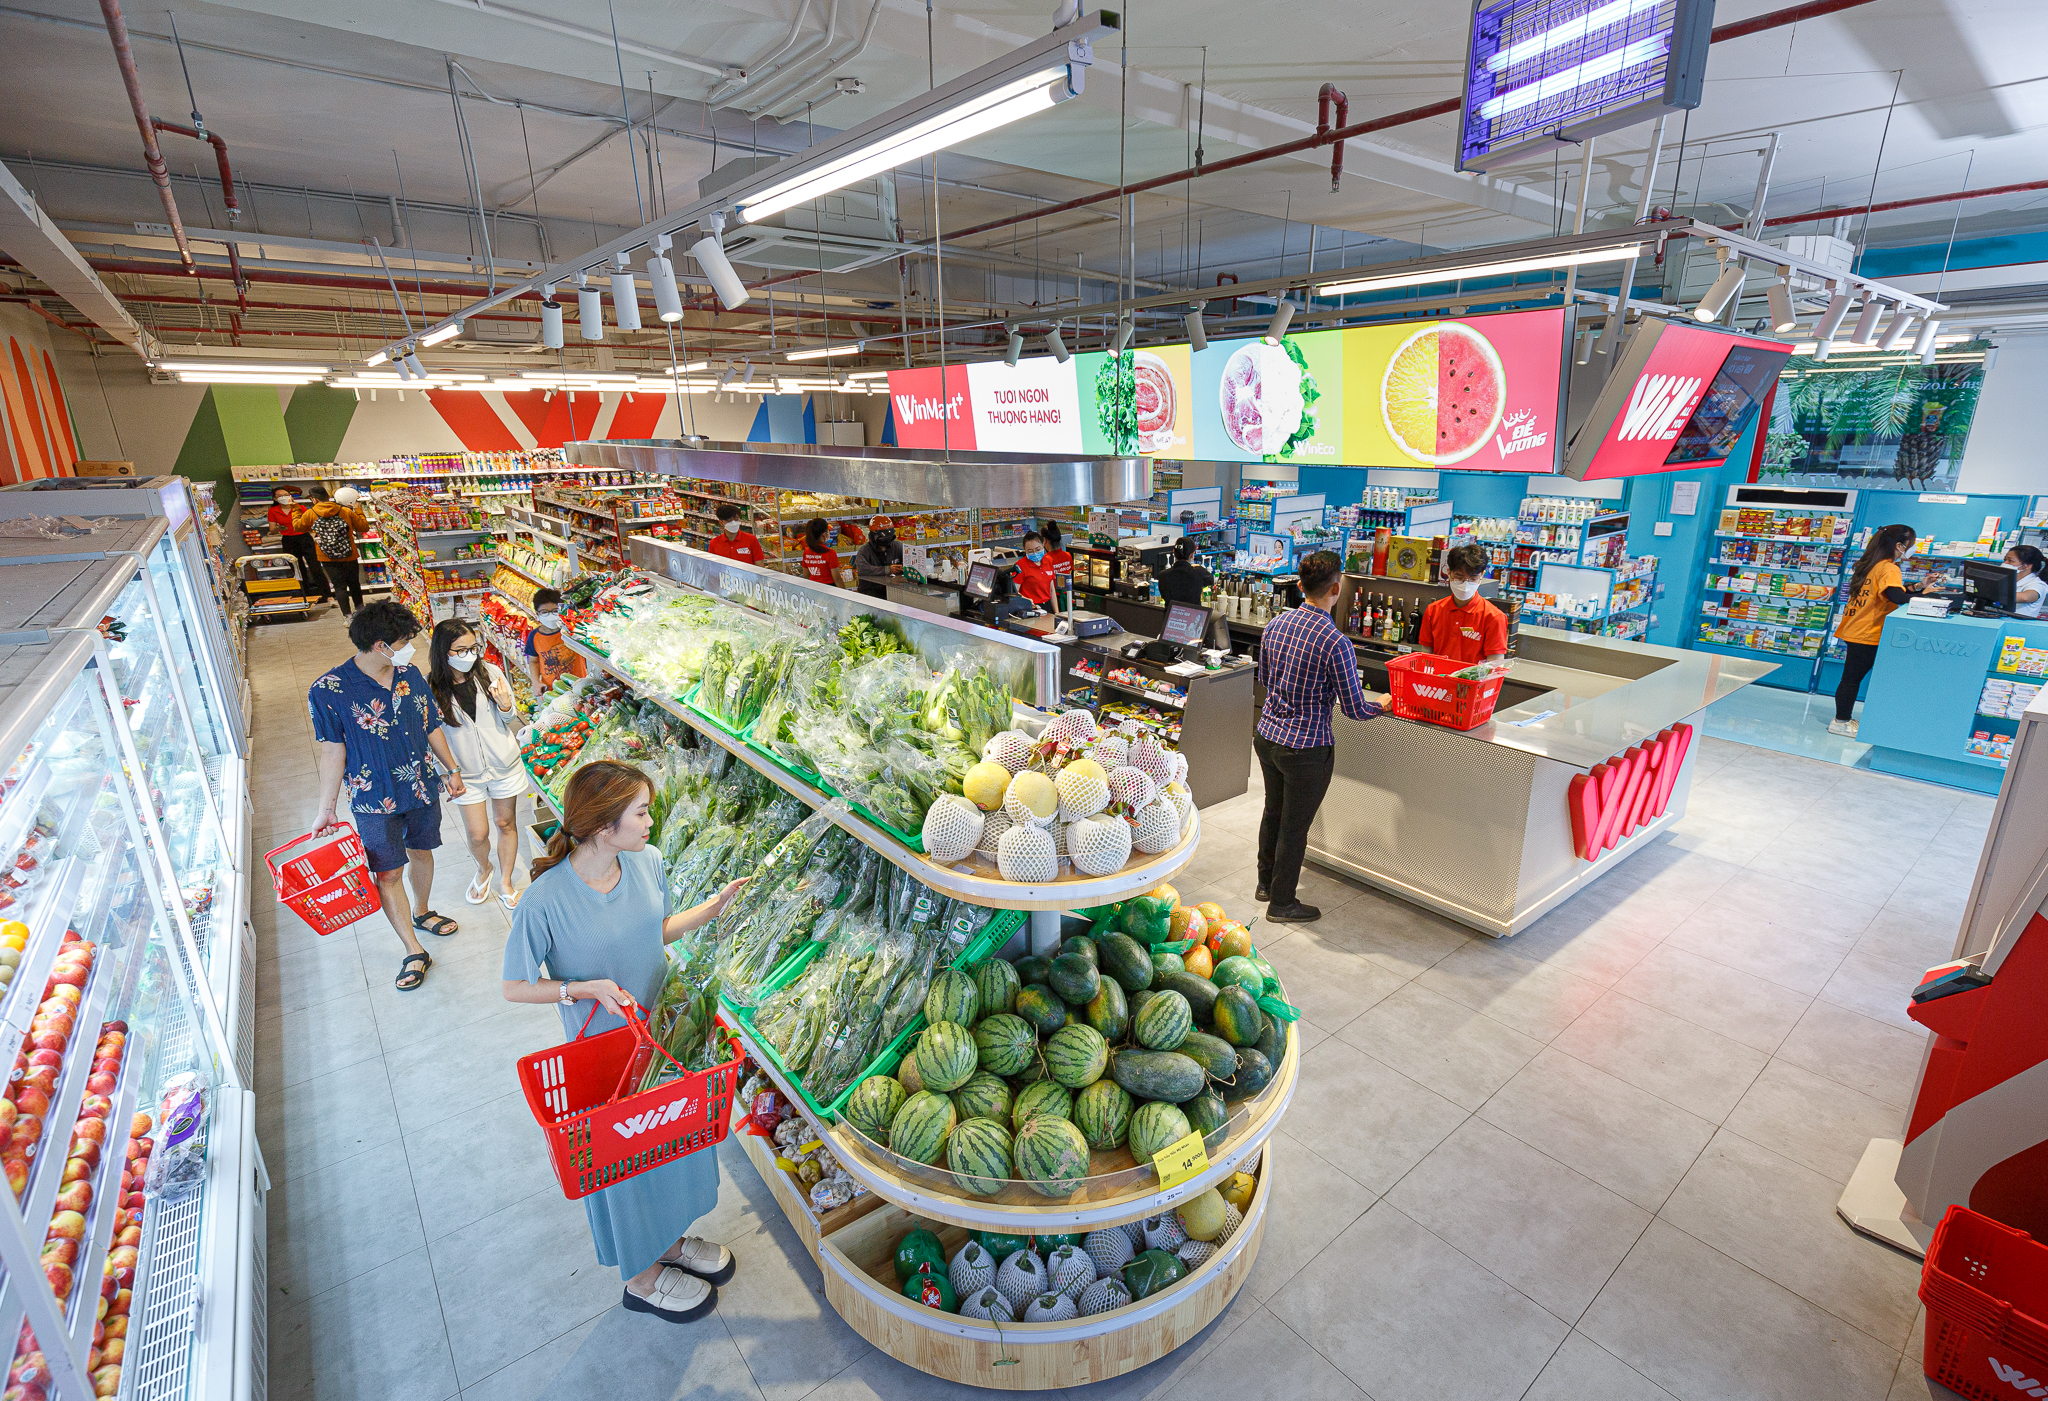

{"left": 1762, "top": 179, "right": 2048, "bottom": 228}
{"left": 149, "top": 118, "right": 248, "bottom": 325}
{"left": 1317, "top": 84, "right": 1349, "bottom": 193}
{"left": 98, "top": 0, "right": 193, "bottom": 270}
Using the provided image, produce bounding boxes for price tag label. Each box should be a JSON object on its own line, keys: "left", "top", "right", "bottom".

{"left": 1151, "top": 1129, "right": 1210, "bottom": 1189}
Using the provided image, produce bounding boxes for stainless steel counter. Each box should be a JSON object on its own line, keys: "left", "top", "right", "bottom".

{"left": 1307, "top": 626, "right": 1776, "bottom": 937}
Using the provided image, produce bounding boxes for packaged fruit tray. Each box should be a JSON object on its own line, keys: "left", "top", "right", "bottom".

{"left": 724, "top": 910, "right": 1023, "bottom": 1127}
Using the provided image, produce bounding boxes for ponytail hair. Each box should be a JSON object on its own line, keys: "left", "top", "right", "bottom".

{"left": 528, "top": 759, "right": 653, "bottom": 881}
{"left": 1849, "top": 523, "right": 1916, "bottom": 600}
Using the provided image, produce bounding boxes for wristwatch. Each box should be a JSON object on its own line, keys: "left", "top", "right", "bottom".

{"left": 558, "top": 981, "right": 575, "bottom": 1005}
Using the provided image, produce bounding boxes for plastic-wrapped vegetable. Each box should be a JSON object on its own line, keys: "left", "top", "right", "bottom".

{"left": 713, "top": 810, "right": 858, "bottom": 1003}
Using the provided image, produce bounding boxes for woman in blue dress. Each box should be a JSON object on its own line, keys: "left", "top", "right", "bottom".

{"left": 502, "top": 759, "right": 747, "bottom": 1320}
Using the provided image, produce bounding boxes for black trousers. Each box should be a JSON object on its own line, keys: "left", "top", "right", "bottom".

{"left": 1254, "top": 734, "right": 1335, "bottom": 906}
{"left": 1835, "top": 640, "right": 1880, "bottom": 722}
{"left": 322, "top": 559, "right": 364, "bottom": 614}
{"left": 280, "top": 534, "right": 328, "bottom": 600}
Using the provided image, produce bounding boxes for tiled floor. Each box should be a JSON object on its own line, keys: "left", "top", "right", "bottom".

{"left": 249, "top": 615, "right": 1982, "bottom": 1401}
{"left": 1698, "top": 680, "right": 1878, "bottom": 773}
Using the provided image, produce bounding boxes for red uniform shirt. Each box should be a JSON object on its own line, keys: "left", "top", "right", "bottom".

{"left": 707, "top": 530, "right": 764, "bottom": 564}
{"left": 801, "top": 546, "right": 839, "bottom": 585}
{"left": 1417, "top": 595, "right": 1508, "bottom": 664}
{"left": 1014, "top": 555, "right": 1056, "bottom": 607}
{"left": 1045, "top": 548, "right": 1073, "bottom": 584}
{"left": 267, "top": 504, "right": 306, "bottom": 536}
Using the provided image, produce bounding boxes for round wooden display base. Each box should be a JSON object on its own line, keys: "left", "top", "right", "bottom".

{"left": 818, "top": 1144, "right": 1271, "bottom": 1390}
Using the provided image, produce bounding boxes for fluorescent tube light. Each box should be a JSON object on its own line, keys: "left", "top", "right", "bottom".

{"left": 365, "top": 349, "right": 389, "bottom": 367}
{"left": 1478, "top": 37, "right": 1669, "bottom": 122}
{"left": 738, "top": 67, "right": 1070, "bottom": 224}
{"left": 161, "top": 362, "right": 327, "bottom": 375}
{"left": 1318, "top": 243, "right": 1639, "bottom": 297}
{"left": 419, "top": 322, "right": 463, "bottom": 347}
{"left": 847, "top": 369, "right": 892, "bottom": 380}
{"left": 1486, "top": 0, "right": 1663, "bottom": 73}
{"left": 785, "top": 343, "right": 864, "bottom": 361}
{"left": 173, "top": 372, "right": 321, "bottom": 384}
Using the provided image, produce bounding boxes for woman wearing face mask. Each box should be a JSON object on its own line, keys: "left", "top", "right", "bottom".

{"left": 1832, "top": 524, "right": 1942, "bottom": 737}
{"left": 2004, "top": 544, "right": 2045, "bottom": 619}
{"left": 266, "top": 484, "right": 331, "bottom": 607}
{"left": 1013, "top": 530, "right": 1057, "bottom": 610}
{"left": 799, "top": 516, "right": 840, "bottom": 587}
{"left": 854, "top": 515, "right": 902, "bottom": 599}
{"left": 429, "top": 621, "right": 531, "bottom": 910}
{"left": 1416, "top": 543, "right": 1509, "bottom": 663}
{"left": 705, "top": 503, "right": 765, "bottom": 564}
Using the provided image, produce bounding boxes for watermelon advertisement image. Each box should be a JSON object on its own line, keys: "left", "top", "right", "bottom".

{"left": 1341, "top": 308, "right": 1566, "bottom": 471}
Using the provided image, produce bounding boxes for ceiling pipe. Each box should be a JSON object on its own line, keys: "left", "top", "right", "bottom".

{"left": 766, "top": 0, "right": 885, "bottom": 121}
{"left": 149, "top": 118, "right": 248, "bottom": 324}
{"left": 707, "top": 0, "right": 811, "bottom": 106}
{"left": 739, "top": 0, "right": 841, "bottom": 117}
{"left": 97, "top": 0, "right": 193, "bottom": 271}
{"left": 419, "top": 0, "right": 731, "bottom": 79}
{"left": 1762, "top": 179, "right": 2048, "bottom": 229}
{"left": 937, "top": 0, "right": 1886, "bottom": 252}
{"left": 1316, "top": 84, "right": 1348, "bottom": 193}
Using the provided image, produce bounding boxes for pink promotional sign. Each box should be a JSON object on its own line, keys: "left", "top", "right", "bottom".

{"left": 887, "top": 367, "right": 976, "bottom": 451}
{"left": 1574, "top": 322, "right": 1790, "bottom": 480}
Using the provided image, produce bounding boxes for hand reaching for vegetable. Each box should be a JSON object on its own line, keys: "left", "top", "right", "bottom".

{"left": 710, "top": 878, "right": 748, "bottom": 917}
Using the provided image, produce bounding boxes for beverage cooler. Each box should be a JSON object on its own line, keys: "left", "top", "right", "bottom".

{"left": 0, "top": 525, "right": 259, "bottom": 1401}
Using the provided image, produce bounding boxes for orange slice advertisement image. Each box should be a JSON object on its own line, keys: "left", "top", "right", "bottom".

{"left": 1343, "top": 308, "right": 1567, "bottom": 472}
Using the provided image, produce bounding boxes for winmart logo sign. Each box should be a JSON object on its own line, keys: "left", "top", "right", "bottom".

{"left": 892, "top": 391, "right": 966, "bottom": 425}
{"left": 1568, "top": 722, "right": 1694, "bottom": 861}
{"left": 613, "top": 1092, "right": 696, "bottom": 1140}
{"left": 1991, "top": 1358, "right": 2048, "bottom": 1398}
{"left": 1615, "top": 374, "right": 1706, "bottom": 441}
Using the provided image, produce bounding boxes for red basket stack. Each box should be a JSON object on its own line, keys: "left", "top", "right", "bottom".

{"left": 517, "top": 1004, "right": 743, "bottom": 1201}
{"left": 1921, "top": 1205, "right": 2048, "bottom": 1397}
{"left": 1384, "top": 653, "right": 1506, "bottom": 730}
{"left": 265, "top": 828, "right": 382, "bottom": 935}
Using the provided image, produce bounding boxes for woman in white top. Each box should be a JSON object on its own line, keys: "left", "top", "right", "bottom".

{"left": 2005, "top": 545, "right": 2046, "bottom": 619}
{"left": 427, "top": 620, "right": 532, "bottom": 909}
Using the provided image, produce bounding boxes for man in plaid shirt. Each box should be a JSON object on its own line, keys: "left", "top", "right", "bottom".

{"left": 1254, "top": 550, "right": 1379, "bottom": 921}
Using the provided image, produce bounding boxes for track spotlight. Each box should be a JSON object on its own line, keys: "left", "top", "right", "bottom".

{"left": 395, "top": 356, "right": 413, "bottom": 381}
{"left": 540, "top": 291, "right": 564, "bottom": 349}
{"left": 717, "top": 363, "right": 738, "bottom": 389}
{"left": 403, "top": 353, "right": 427, "bottom": 379}
{"left": 1849, "top": 297, "right": 1885, "bottom": 346}
{"left": 1047, "top": 327, "right": 1069, "bottom": 363}
{"left": 1914, "top": 318, "right": 1941, "bottom": 364}
{"left": 609, "top": 262, "right": 642, "bottom": 333}
{"left": 1185, "top": 304, "right": 1207, "bottom": 353}
{"left": 1575, "top": 330, "right": 1595, "bottom": 365}
{"left": 741, "top": 360, "right": 755, "bottom": 387}
{"left": 1004, "top": 328, "right": 1024, "bottom": 366}
{"left": 1766, "top": 276, "right": 1797, "bottom": 334}
{"left": 691, "top": 220, "right": 750, "bottom": 310}
{"left": 1694, "top": 256, "right": 1745, "bottom": 322}
{"left": 1878, "top": 310, "right": 1915, "bottom": 351}
{"left": 1812, "top": 338, "right": 1832, "bottom": 363}
{"left": 1263, "top": 300, "right": 1294, "bottom": 345}
{"left": 646, "top": 248, "right": 684, "bottom": 324}
{"left": 1812, "top": 284, "right": 1853, "bottom": 341}
{"left": 577, "top": 280, "right": 605, "bottom": 341}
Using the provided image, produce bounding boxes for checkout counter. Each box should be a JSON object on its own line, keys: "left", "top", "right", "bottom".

{"left": 1857, "top": 612, "right": 2048, "bottom": 793}
{"left": 1309, "top": 627, "right": 1774, "bottom": 936}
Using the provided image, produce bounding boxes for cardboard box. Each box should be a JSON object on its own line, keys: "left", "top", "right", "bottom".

{"left": 73, "top": 460, "right": 136, "bottom": 477}
{"left": 1384, "top": 535, "right": 1433, "bottom": 581}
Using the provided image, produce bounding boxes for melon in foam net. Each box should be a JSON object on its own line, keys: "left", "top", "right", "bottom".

{"left": 1381, "top": 321, "right": 1506, "bottom": 466}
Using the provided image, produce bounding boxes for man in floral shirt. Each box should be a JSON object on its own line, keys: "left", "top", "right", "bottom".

{"left": 310, "top": 600, "right": 468, "bottom": 990}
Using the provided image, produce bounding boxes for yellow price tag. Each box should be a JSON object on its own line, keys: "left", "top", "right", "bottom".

{"left": 1151, "top": 1129, "right": 1210, "bottom": 1189}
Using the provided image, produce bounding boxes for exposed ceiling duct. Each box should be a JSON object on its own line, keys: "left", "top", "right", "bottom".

{"left": 0, "top": 160, "right": 157, "bottom": 357}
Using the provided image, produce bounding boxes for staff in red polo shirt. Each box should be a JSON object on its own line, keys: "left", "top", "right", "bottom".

{"left": 706, "top": 503, "right": 765, "bottom": 563}
{"left": 1041, "top": 519, "right": 1075, "bottom": 603}
{"left": 1416, "top": 542, "right": 1510, "bottom": 664}
{"left": 799, "top": 517, "right": 840, "bottom": 587}
{"left": 1012, "top": 531, "right": 1056, "bottom": 609}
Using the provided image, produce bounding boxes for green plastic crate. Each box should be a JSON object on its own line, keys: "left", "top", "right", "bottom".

{"left": 725, "top": 907, "right": 1023, "bottom": 1125}
{"left": 684, "top": 680, "right": 758, "bottom": 741}
{"left": 743, "top": 731, "right": 833, "bottom": 793}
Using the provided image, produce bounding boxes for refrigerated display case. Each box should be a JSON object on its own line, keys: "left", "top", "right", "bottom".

{"left": 0, "top": 479, "right": 247, "bottom": 758}
{"left": 0, "top": 610, "right": 258, "bottom": 1401}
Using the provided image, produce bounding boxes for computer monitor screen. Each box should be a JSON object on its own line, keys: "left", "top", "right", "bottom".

{"left": 1161, "top": 603, "right": 1210, "bottom": 646}
{"left": 1963, "top": 560, "right": 2016, "bottom": 612}
{"left": 964, "top": 561, "right": 997, "bottom": 599}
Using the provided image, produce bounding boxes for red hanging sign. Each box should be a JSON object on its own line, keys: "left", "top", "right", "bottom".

{"left": 1567, "top": 722, "right": 1694, "bottom": 861}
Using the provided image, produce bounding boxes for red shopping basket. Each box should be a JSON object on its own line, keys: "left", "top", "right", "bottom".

{"left": 1921, "top": 1206, "right": 2048, "bottom": 1398}
{"left": 1385, "top": 653, "right": 1507, "bottom": 730}
{"left": 517, "top": 1000, "right": 743, "bottom": 1201}
{"left": 264, "top": 829, "right": 382, "bottom": 935}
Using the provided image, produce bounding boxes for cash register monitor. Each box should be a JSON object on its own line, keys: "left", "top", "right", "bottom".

{"left": 1963, "top": 560, "right": 2017, "bottom": 615}
{"left": 964, "top": 561, "right": 997, "bottom": 600}
{"left": 1161, "top": 602, "right": 1210, "bottom": 647}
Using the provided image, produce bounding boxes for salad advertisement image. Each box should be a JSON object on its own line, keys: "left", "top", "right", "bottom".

{"left": 885, "top": 306, "right": 1568, "bottom": 471}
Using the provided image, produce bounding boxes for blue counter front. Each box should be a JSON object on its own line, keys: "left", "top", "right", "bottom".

{"left": 1859, "top": 612, "right": 2048, "bottom": 792}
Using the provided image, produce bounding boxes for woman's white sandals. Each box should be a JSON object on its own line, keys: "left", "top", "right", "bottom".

{"left": 464, "top": 873, "right": 492, "bottom": 905}
{"left": 620, "top": 1266, "right": 714, "bottom": 1322}
{"left": 498, "top": 886, "right": 520, "bottom": 912}
{"left": 659, "top": 1236, "right": 735, "bottom": 1283}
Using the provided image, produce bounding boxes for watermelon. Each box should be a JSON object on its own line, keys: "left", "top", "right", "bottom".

{"left": 914, "top": 1021, "right": 979, "bottom": 1093}
{"left": 1084, "top": 977, "right": 1129, "bottom": 1043}
{"left": 897, "top": 1036, "right": 926, "bottom": 1094}
{"left": 1183, "top": 1086, "right": 1227, "bottom": 1137}
{"left": 1045, "top": 1024, "right": 1109, "bottom": 1089}
{"left": 947, "top": 1117, "right": 1015, "bottom": 1196}
{"left": 1095, "top": 933, "right": 1154, "bottom": 993}
{"left": 975, "top": 1230, "right": 1029, "bottom": 1263}
{"left": 1226, "top": 1047, "right": 1275, "bottom": 1101}
{"left": 973, "top": 1014, "right": 1037, "bottom": 1077}
{"left": 896, "top": 1227, "right": 945, "bottom": 1282}
{"left": 1012, "top": 1078, "right": 1074, "bottom": 1131}
{"left": 1015, "top": 985, "right": 1070, "bottom": 1037}
{"left": 844, "top": 1075, "right": 905, "bottom": 1143}
{"left": 1111, "top": 1048, "right": 1207, "bottom": 1104}
{"left": 1128, "top": 1101, "right": 1192, "bottom": 1166}
{"left": 889, "top": 1091, "right": 957, "bottom": 1165}
{"left": 1074, "top": 1079, "right": 1133, "bottom": 1151}
{"left": 1211, "top": 956, "right": 1264, "bottom": 997}
{"left": 1015, "top": 955, "right": 1053, "bottom": 986}
{"left": 973, "top": 958, "right": 1021, "bottom": 1017}
{"left": 1013, "top": 1115, "right": 1091, "bottom": 1198}
{"left": 1047, "top": 952, "right": 1100, "bottom": 1006}
{"left": 903, "top": 1263, "right": 957, "bottom": 1311}
{"left": 1148, "top": 952, "right": 1184, "bottom": 988}
{"left": 1121, "top": 1247, "right": 1185, "bottom": 1300}
{"left": 1133, "top": 990, "right": 1192, "bottom": 1051}
{"left": 952, "top": 1071, "right": 1013, "bottom": 1124}
{"left": 1176, "top": 1030, "right": 1241, "bottom": 1086}
{"left": 1211, "top": 986, "right": 1266, "bottom": 1047}
{"left": 1153, "top": 969, "right": 1219, "bottom": 1021}
{"left": 925, "top": 968, "right": 981, "bottom": 1028}
{"left": 1059, "top": 935, "right": 1099, "bottom": 967}
{"left": 1254, "top": 1014, "right": 1288, "bottom": 1069}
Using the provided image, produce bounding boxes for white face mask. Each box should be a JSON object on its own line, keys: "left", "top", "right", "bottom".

{"left": 536, "top": 612, "right": 561, "bottom": 631}
{"left": 1449, "top": 580, "right": 1480, "bottom": 603}
{"left": 723, "top": 519, "right": 741, "bottom": 535}
{"left": 385, "top": 641, "right": 417, "bottom": 668}
{"left": 448, "top": 651, "right": 479, "bottom": 673}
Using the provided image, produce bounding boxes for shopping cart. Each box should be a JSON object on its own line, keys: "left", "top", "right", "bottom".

{"left": 240, "top": 551, "right": 318, "bottom": 621}
{"left": 517, "top": 1001, "right": 743, "bottom": 1201}
{"left": 1384, "top": 653, "right": 1507, "bottom": 730}
{"left": 265, "top": 828, "right": 382, "bottom": 935}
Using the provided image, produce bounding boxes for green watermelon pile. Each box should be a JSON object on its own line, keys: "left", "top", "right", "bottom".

{"left": 842, "top": 885, "right": 1292, "bottom": 1202}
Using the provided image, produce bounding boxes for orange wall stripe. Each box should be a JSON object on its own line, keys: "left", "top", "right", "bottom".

{"left": 7, "top": 341, "right": 52, "bottom": 477}
{"left": 0, "top": 345, "right": 45, "bottom": 480}
{"left": 38, "top": 350, "right": 78, "bottom": 466}
{"left": 606, "top": 391, "right": 665, "bottom": 441}
{"left": 427, "top": 389, "right": 525, "bottom": 451}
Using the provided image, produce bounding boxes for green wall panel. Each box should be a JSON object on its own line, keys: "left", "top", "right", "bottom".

{"left": 284, "top": 384, "right": 356, "bottom": 463}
